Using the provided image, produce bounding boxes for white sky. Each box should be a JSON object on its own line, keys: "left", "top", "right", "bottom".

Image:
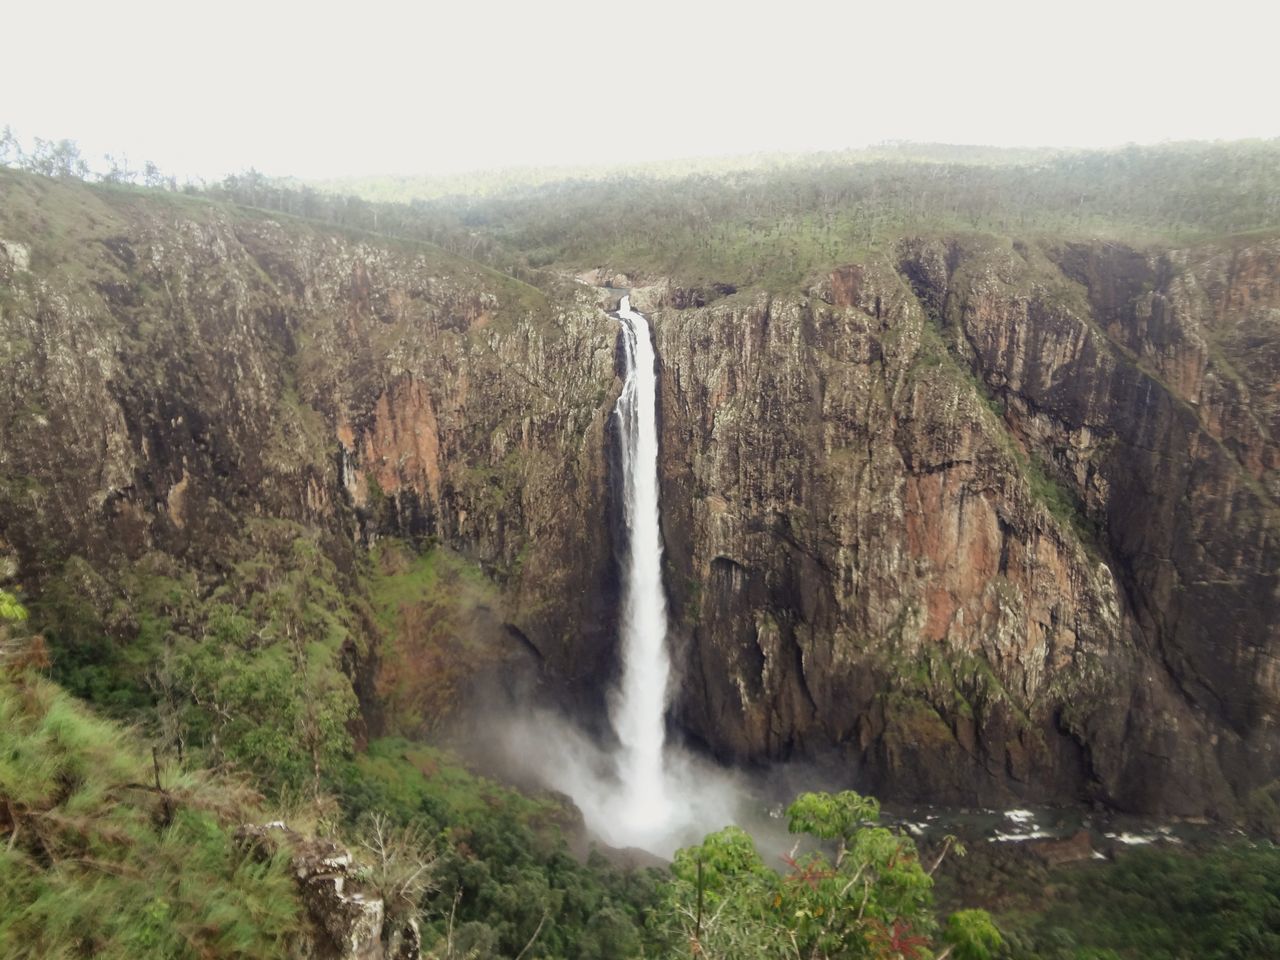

{"left": 4, "top": 0, "right": 1277, "bottom": 181}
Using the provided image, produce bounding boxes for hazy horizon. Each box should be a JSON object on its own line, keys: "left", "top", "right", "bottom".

{"left": 8, "top": 0, "right": 1278, "bottom": 183}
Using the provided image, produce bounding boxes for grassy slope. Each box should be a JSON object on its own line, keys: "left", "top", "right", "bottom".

{"left": 0, "top": 670, "right": 303, "bottom": 959}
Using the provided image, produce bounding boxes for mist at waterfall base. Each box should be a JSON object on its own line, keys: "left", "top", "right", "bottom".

{"left": 490, "top": 297, "right": 758, "bottom": 858}
{"left": 498, "top": 708, "right": 753, "bottom": 857}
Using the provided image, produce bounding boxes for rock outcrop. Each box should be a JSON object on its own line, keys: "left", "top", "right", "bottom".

{"left": 651, "top": 236, "right": 1278, "bottom": 818}
{"left": 236, "top": 823, "right": 421, "bottom": 960}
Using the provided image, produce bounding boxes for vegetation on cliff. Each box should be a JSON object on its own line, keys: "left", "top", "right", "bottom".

{"left": 0, "top": 596, "right": 303, "bottom": 958}
{"left": 2, "top": 577, "right": 987, "bottom": 959}
{"left": 6, "top": 535, "right": 1012, "bottom": 960}
{"left": 336, "top": 736, "right": 664, "bottom": 959}
{"left": 656, "top": 791, "right": 1001, "bottom": 960}
{"left": 36, "top": 522, "right": 366, "bottom": 799}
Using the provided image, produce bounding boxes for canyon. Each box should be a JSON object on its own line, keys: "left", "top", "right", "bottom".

{"left": 1, "top": 167, "right": 1277, "bottom": 830}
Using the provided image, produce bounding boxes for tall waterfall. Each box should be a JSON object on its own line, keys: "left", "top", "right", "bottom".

{"left": 500, "top": 293, "right": 742, "bottom": 856}
{"left": 611, "top": 295, "right": 673, "bottom": 836}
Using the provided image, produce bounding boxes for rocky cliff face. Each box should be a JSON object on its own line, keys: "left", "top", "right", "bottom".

{"left": 646, "top": 235, "right": 1279, "bottom": 817}
{"left": 0, "top": 171, "right": 621, "bottom": 726}
{"left": 3, "top": 170, "right": 1277, "bottom": 822}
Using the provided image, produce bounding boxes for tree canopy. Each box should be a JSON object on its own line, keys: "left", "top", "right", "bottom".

{"left": 659, "top": 790, "right": 1000, "bottom": 960}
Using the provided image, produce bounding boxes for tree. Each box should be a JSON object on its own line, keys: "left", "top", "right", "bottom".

{"left": 942, "top": 911, "right": 1003, "bottom": 960}
{"left": 143, "top": 160, "right": 168, "bottom": 189}
{"left": 659, "top": 790, "right": 1003, "bottom": 960}
{"left": 662, "top": 825, "right": 786, "bottom": 959}
{"left": 358, "top": 811, "right": 439, "bottom": 928}
{"left": 0, "top": 588, "right": 47, "bottom": 675}
{"left": 101, "top": 153, "right": 137, "bottom": 184}
{"left": 0, "top": 589, "right": 26, "bottom": 623}
{"left": 24, "top": 137, "right": 89, "bottom": 179}
{"left": 0, "top": 126, "right": 21, "bottom": 168}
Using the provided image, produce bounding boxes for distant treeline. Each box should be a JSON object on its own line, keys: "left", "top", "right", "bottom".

{"left": 423, "top": 139, "right": 1280, "bottom": 288}
{"left": 302, "top": 142, "right": 1073, "bottom": 204}
{"left": 212, "top": 139, "right": 1280, "bottom": 290}
{"left": 5, "top": 126, "right": 1280, "bottom": 291}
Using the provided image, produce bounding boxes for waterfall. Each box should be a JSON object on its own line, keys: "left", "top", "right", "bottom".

{"left": 501, "top": 293, "right": 742, "bottom": 857}
{"left": 611, "top": 294, "right": 673, "bottom": 837}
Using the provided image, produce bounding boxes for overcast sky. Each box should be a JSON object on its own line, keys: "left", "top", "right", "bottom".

{"left": 5, "top": 0, "right": 1277, "bottom": 181}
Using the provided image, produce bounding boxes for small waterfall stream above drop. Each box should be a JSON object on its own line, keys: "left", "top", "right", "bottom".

{"left": 611, "top": 295, "right": 673, "bottom": 837}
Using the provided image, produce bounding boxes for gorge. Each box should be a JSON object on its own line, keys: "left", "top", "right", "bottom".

{"left": 1, "top": 163, "right": 1278, "bottom": 833}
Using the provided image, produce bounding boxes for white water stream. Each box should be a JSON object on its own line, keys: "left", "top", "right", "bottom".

{"left": 610, "top": 295, "right": 674, "bottom": 837}
{"left": 498, "top": 294, "right": 742, "bottom": 856}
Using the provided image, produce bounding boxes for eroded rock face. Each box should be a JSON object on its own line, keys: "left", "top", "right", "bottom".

{"left": 0, "top": 171, "right": 622, "bottom": 724}
{"left": 652, "top": 238, "right": 1278, "bottom": 817}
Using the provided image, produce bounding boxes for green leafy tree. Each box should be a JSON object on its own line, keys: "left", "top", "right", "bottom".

{"left": 0, "top": 589, "right": 26, "bottom": 623}
{"left": 662, "top": 826, "right": 787, "bottom": 959}
{"left": 164, "top": 529, "right": 360, "bottom": 797}
{"left": 101, "top": 153, "right": 137, "bottom": 184}
{"left": 944, "top": 910, "right": 1003, "bottom": 960}
{"left": 658, "top": 790, "right": 1002, "bottom": 960}
{"left": 0, "top": 588, "right": 47, "bottom": 674}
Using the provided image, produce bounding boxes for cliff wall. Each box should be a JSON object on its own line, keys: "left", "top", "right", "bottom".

{"left": 647, "top": 235, "right": 1279, "bottom": 816}
{"left": 0, "top": 171, "right": 621, "bottom": 725}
